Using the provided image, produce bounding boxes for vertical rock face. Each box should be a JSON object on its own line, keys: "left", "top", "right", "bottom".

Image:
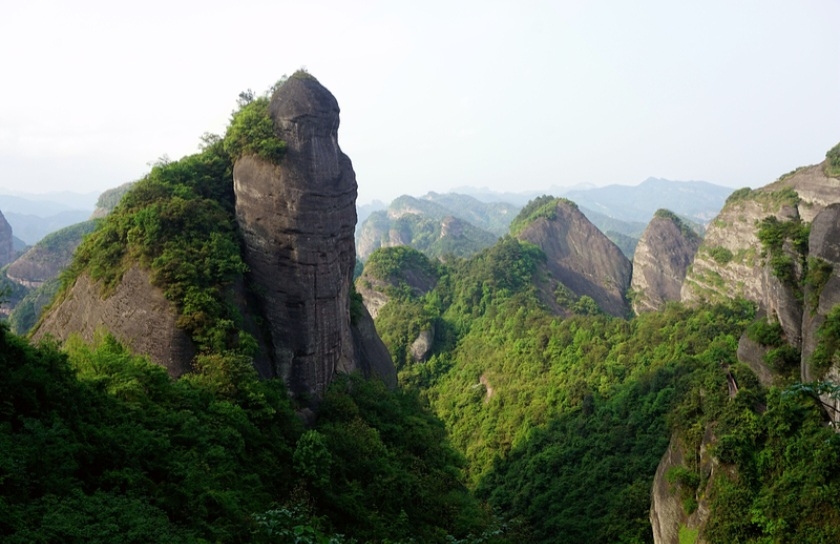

{"left": 234, "top": 74, "right": 394, "bottom": 400}
{"left": 632, "top": 211, "right": 701, "bottom": 314}
{"left": 801, "top": 204, "right": 840, "bottom": 418}
{"left": 0, "top": 210, "right": 14, "bottom": 268}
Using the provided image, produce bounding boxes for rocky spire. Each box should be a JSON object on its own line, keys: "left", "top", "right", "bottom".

{"left": 234, "top": 73, "right": 394, "bottom": 401}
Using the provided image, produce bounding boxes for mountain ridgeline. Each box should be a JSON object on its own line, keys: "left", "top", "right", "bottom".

{"left": 360, "top": 142, "right": 840, "bottom": 543}
{"left": 3, "top": 68, "right": 840, "bottom": 543}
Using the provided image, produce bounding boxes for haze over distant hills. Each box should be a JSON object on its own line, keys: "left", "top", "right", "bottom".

{"left": 0, "top": 191, "right": 98, "bottom": 245}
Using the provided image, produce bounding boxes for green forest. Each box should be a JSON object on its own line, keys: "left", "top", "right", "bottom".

{"left": 3, "top": 76, "right": 840, "bottom": 543}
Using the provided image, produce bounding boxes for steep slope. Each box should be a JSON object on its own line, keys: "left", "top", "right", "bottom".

{"left": 632, "top": 210, "right": 702, "bottom": 313}
{"left": 4, "top": 221, "right": 98, "bottom": 334}
{"left": 234, "top": 72, "right": 395, "bottom": 400}
{"left": 514, "top": 196, "right": 632, "bottom": 317}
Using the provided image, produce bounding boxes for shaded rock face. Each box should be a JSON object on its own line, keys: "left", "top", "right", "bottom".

{"left": 801, "top": 204, "right": 840, "bottom": 418}
{"left": 33, "top": 267, "right": 194, "bottom": 377}
{"left": 234, "top": 75, "right": 395, "bottom": 400}
{"left": 632, "top": 214, "right": 701, "bottom": 313}
{"left": 0, "top": 210, "right": 14, "bottom": 268}
{"left": 517, "top": 201, "right": 632, "bottom": 317}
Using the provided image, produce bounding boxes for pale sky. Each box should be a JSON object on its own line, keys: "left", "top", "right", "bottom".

{"left": 1, "top": 0, "right": 838, "bottom": 204}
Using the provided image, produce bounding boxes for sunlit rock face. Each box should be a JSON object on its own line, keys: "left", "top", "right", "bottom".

{"left": 234, "top": 74, "right": 394, "bottom": 401}
{"left": 632, "top": 212, "right": 701, "bottom": 314}
{"left": 517, "top": 200, "right": 632, "bottom": 317}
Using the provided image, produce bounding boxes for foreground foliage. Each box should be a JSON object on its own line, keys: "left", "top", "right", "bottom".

{"left": 0, "top": 326, "right": 490, "bottom": 543}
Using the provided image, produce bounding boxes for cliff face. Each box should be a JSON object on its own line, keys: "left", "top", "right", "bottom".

{"left": 632, "top": 211, "right": 701, "bottom": 313}
{"left": 234, "top": 74, "right": 395, "bottom": 400}
{"left": 0, "top": 209, "right": 14, "bottom": 268}
{"left": 801, "top": 204, "right": 840, "bottom": 415}
{"left": 34, "top": 267, "right": 195, "bottom": 376}
{"left": 517, "top": 200, "right": 632, "bottom": 317}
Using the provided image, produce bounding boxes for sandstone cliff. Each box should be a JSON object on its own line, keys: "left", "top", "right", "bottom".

{"left": 516, "top": 199, "right": 632, "bottom": 317}
{"left": 234, "top": 73, "right": 395, "bottom": 400}
{"left": 801, "top": 203, "right": 840, "bottom": 415}
{"left": 34, "top": 267, "right": 195, "bottom": 376}
{"left": 632, "top": 210, "right": 701, "bottom": 314}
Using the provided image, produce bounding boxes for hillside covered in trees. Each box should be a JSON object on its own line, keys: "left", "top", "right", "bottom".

{"left": 3, "top": 67, "right": 840, "bottom": 544}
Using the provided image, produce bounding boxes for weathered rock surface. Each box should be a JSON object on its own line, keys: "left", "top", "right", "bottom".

{"left": 801, "top": 204, "right": 840, "bottom": 418}
{"left": 632, "top": 211, "right": 701, "bottom": 313}
{"left": 234, "top": 74, "right": 395, "bottom": 400}
{"left": 0, "top": 209, "right": 14, "bottom": 268}
{"left": 410, "top": 328, "right": 435, "bottom": 362}
{"left": 33, "top": 267, "right": 194, "bottom": 376}
{"left": 517, "top": 200, "right": 632, "bottom": 317}
{"left": 651, "top": 432, "right": 719, "bottom": 544}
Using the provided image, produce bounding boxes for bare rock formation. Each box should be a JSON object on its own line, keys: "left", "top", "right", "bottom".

{"left": 632, "top": 210, "right": 701, "bottom": 313}
{"left": 0, "top": 210, "right": 14, "bottom": 268}
{"left": 800, "top": 204, "right": 840, "bottom": 418}
{"left": 33, "top": 267, "right": 194, "bottom": 376}
{"left": 517, "top": 199, "right": 632, "bottom": 317}
{"left": 234, "top": 73, "right": 395, "bottom": 400}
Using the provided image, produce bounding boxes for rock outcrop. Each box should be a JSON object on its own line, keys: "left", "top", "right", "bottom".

{"left": 517, "top": 199, "right": 632, "bottom": 317}
{"left": 34, "top": 267, "right": 194, "bottom": 376}
{"left": 234, "top": 73, "right": 395, "bottom": 401}
{"left": 800, "top": 204, "right": 840, "bottom": 417}
{"left": 0, "top": 209, "right": 14, "bottom": 268}
{"left": 632, "top": 210, "right": 701, "bottom": 313}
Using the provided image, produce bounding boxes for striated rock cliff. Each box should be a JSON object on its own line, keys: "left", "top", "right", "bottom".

{"left": 0, "top": 209, "right": 14, "bottom": 268}
{"left": 234, "top": 73, "right": 395, "bottom": 401}
{"left": 801, "top": 204, "right": 840, "bottom": 416}
{"left": 34, "top": 267, "right": 195, "bottom": 376}
{"left": 632, "top": 210, "right": 701, "bottom": 313}
{"left": 517, "top": 199, "right": 632, "bottom": 317}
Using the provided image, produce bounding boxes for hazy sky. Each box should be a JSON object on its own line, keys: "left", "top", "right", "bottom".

{"left": 1, "top": 0, "right": 838, "bottom": 204}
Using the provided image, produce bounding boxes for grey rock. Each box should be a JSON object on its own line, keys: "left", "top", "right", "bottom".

{"left": 0, "top": 210, "right": 14, "bottom": 268}
{"left": 632, "top": 212, "right": 701, "bottom": 313}
{"left": 234, "top": 74, "right": 394, "bottom": 400}
{"left": 517, "top": 200, "right": 632, "bottom": 317}
{"left": 33, "top": 267, "right": 194, "bottom": 376}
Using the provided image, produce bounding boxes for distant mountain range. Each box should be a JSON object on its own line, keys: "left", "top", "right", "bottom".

{"left": 357, "top": 178, "right": 733, "bottom": 260}
{"left": 0, "top": 191, "right": 98, "bottom": 246}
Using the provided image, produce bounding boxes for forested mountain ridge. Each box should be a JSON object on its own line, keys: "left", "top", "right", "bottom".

{"left": 356, "top": 193, "right": 508, "bottom": 260}
{"left": 363, "top": 142, "right": 840, "bottom": 543}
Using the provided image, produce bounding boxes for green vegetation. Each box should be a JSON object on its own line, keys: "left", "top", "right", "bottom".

{"left": 805, "top": 256, "right": 834, "bottom": 312}
{"left": 756, "top": 215, "right": 809, "bottom": 288}
{"left": 508, "top": 196, "right": 573, "bottom": 236}
{"left": 223, "top": 96, "right": 286, "bottom": 163}
{"left": 707, "top": 246, "right": 734, "bottom": 265}
{"left": 95, "top": 182, "right": 135, "bottom": 213}
{"left": 0, "top": 326, "right": 490, "bottom": 542}
{"left": 725, "top": 187, "right": 752, "bottom": 204}
{"left": 825, "top": 141, "right": 840, "bottom": 178}
{"left": 810, "top": 305, "right": 840, "bottom": 373}
{"left": 654, "top": 208, "right": 702, "bottom": 242}
{"left": 365, "top": 246, "right": 439, "bottom": 284}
